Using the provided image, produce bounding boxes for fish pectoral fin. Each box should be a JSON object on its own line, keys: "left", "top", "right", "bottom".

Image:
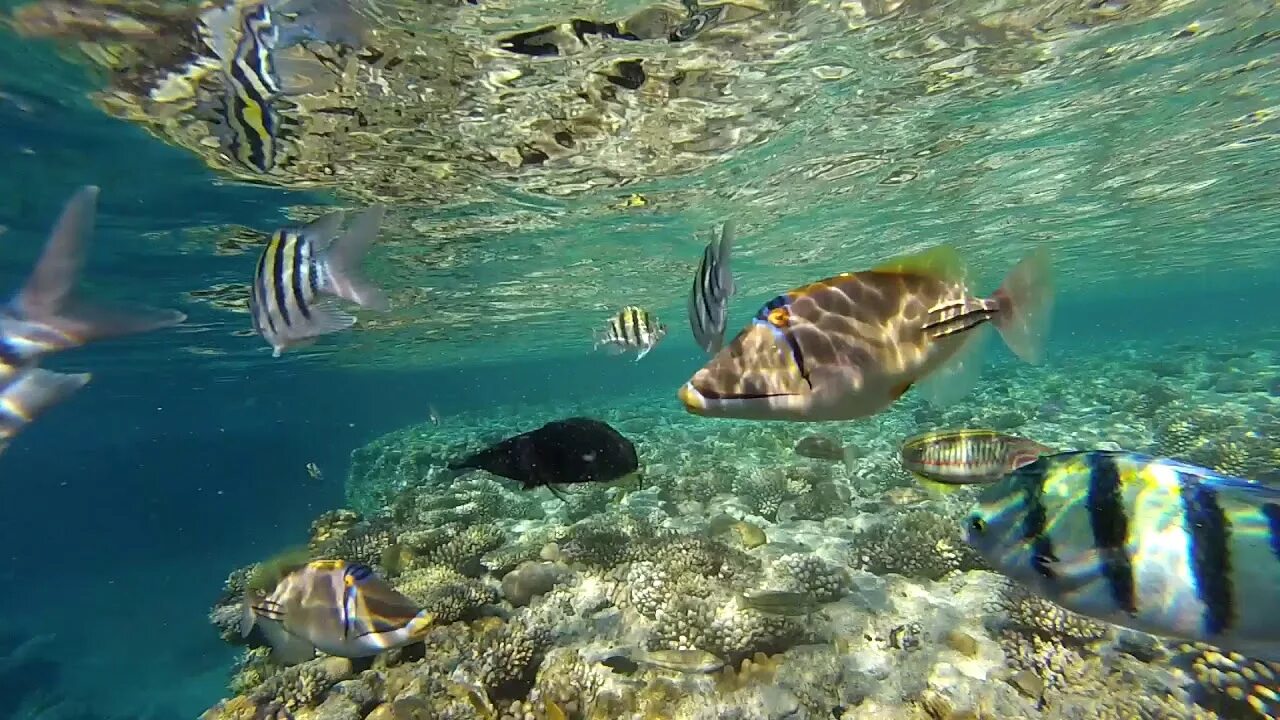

{"left": 871, "top": 245, "right": 965, "bottom": 281}
{"left": 916, "top": 325, "right": 989, "bottom": 408}
{"left": 301, "top": 300, "right": 357, "bottom": 337}
{"left": 260, "top": 619, "right": 316, "bottom": 665}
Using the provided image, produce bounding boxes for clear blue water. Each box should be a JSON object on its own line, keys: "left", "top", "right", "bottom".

{"left": 2, "top": 0, "right": 1280, "bottom": 718}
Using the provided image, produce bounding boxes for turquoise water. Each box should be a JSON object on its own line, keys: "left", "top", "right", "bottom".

{"left": 1, "top": 0, "right": 1279, "bottom": 718}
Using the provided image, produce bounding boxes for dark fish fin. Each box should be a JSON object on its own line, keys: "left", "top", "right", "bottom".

{"left": 871, "top": 245, "right": 965, "bottom": 281}
{"left": 320, "top": 205, "right": 389, "bottom": 311}
{"left": 546, "top": 484, "right": 570, "bottom": 502}
{"left": 891, "top": 381, "right": 913, "bottom": 400}
{"left": 989, "top": 247, "right": 1053, "bottom": 364}
{"left": 0, "top": 369, "right": 90, "bottom": 437}
{"left": 12, "top": 187, "right": 186, "bottom": 348}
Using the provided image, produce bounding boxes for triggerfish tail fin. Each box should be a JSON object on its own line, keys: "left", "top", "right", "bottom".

{"left": 319, "top": 205, "right": 389, "bottom": 311}
{"left": 872, "top": 244, "right": 967, "bottom": 282}
{"left": 989, "top": 247, "right": 1053, "bottom": 364}
{"left": 0, "top": 369, "right": 91, "bottom": 444}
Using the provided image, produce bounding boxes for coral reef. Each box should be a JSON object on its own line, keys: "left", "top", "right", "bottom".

{"left": 198, "top": 338, "right": 1280, "bottom": 719}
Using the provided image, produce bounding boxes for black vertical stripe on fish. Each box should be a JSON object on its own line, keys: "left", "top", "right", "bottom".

{"left": 272, "top": 235, "right": 292, "bottom": 326}
{"left": 628, "top": 307, "right": 642, "bottom": 344}
{"left": 289, "top": 233, "right": 311, "bottom": 320}
{"left": 1085, "top": 452, "right": 1137, "bottom": 615}
{"left": 1018, "top": 463, "right": 1058, "bottom": 581}
{"left": 1262, "top": 503, "right": 1280, "bottom": 563}
{"left": 1180, "top": 472, "right": 1234, "bottom": 636}
{"left": 253, "top": 247, "right": 277, "bottom": 336}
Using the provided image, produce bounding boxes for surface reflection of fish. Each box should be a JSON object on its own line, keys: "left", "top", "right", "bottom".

{"left": 305, "top": 461, "right": 322, "bottom": 481}
{"left": 900, "top": 429, "right": 1052, "bottom": 490}
{"left": 596, "top": 306, "right": 666, "bottom": 361}
{"left": 249, "top": 206, "right": 389, "bottom": 356}
{"left": 678, "top": 245, "right": 1052, "bottom": 421}
{"left": 241, "top": 559, "right": 434, "bottom": 665}
{"left": 0, "top": 186, "right": 185, "bottom": 453}
{"left": 966, "top": 451, "right": 1280, "bottom": 662}
{"left": 201, "top": 0, "right": 366, "bottom": 172}
{"left": 688, "top": 220, "right": 736, "bottom": 354}
{"left": 447, "top": 417, "right": 639, "bottom": 500}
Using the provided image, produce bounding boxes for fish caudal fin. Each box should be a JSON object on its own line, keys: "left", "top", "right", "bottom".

{"left": 271, "top": 0, "right": 369, "bottom": 49}
{"left": 989, "top": 247, "right": 1053, "bottom": 364}
{"left": 13, "top": 187, "right": 186, "bottom": 349}
{"left": 0, "top": 369, "right": 90, "bottom": 437}
{"left": 320, "top": 205, "right": 389, "bottom": 311}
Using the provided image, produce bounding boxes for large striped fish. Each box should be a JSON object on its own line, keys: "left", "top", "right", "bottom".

{"left": 249, "top": 206, "right": 389, "bottom": 356}
{"left": 687, "top": 219, "right": 736, "bottom": 354}
{"left": 595, "top": 306, "right": 666, "bottom": 361}
{"left": 0, "top": 186, "right": 185, "bottom": 453}
{"left": 966, "top": 450, "right": 1280, "bottom": 661}
{"left": 241, "top": 559, "right": 434, "bottom": 665}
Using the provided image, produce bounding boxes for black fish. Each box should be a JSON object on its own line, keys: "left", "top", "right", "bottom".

{"left": 447, "top": 417, "right": 639, "bottom": 499}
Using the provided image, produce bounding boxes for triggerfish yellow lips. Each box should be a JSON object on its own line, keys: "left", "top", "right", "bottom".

{"left": 677, "top": 322, "right": 814, "bottom": 419}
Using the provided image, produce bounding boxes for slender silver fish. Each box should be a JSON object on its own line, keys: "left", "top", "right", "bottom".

{"left": 967, "top": 450, "right": 1280, "bottom": 663}
{"left": 687, "top": 219, "right": 736, "bottom": 354}
{"left": 0, "top": 186, "right": 185, "bottom": 452}
{"left": 249, "top": 205, "right": 389, "bottom": 356}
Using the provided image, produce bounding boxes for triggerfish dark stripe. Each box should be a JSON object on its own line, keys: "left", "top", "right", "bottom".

{"left": 1262, "top": 503, "right": 1280, "bottom": 563}
{"left": 1180, "top": 474, "right": 1234, "bottom": 636}
{"left": 1018, "top": 465, "right": 1058, "bottom": 581}
{"left": 1085, "top": 452, "right": 1137, "bottom": 614}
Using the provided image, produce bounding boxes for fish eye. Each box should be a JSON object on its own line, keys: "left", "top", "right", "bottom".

{"left": 968, "top": 516, "right": 986, "bottom": 535}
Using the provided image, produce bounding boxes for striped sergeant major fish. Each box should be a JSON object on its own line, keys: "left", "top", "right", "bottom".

{"left": 595, "top": 306, "right": 667, "bottom": 361}
{"left": 249, "top": 205, "right": 389, "bottom": 357}
{"left": 677, "top": 245, "right": 1053, "bottom": 422}
{"left": 966, "top": 450, "right": 1280, "bottom": 662}
{"left": 200, "top": 0, "right": 366, "bottom": 173}
{"left": 0, "top": 186, "right": 185, "bottom": 453}
{"left": 241, "top": 559, "right": 435, "bottom": 665}
{"left": 687, "top": 219, "right": 735, "bottom": 354}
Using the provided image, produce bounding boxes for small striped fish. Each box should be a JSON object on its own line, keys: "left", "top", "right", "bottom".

{"left": 899, "top": 428, "right": 1051, "bottom": 488}
{"left": 595, "top": 306, "right": 666, "bottom": 361}
{"left": 966, "top": 450, "right": 1280, "bottom": 662}
{"left": 0, "top": 186, "right": 184, "bottom": 453}
{"left": 687, "top": 219, "right": 736, "bottom": 354}
{"left": 249, "top": 206, "right": 389, "bottom": 356}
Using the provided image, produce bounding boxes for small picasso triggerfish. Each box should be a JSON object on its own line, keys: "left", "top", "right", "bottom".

{"left": 0, "top": 186, "right": 185, "bottom": 453}
{"left": 448, "top": 417, "right": 639, "bottom": 500}
{"left": 241, "top": 559, "right": 434, "bottom": 665}
{"left": 965, "top": 450, "right": 1280, "bottom": 662}
{"left": 677, "top": 245, "right": 1053, "bottom": 421}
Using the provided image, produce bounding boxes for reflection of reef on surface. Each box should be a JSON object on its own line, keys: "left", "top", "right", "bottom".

{"left": 200, "top": 337, "right": 1280, "bottom": 719}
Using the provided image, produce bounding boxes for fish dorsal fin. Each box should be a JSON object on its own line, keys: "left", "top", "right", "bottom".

{"left": 871, "top": 245, "right": 966, "bottom": 282}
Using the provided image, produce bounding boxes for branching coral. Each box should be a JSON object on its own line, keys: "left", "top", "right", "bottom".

{"left": 849, "top": 507, "right": 986, "bottom": 580}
